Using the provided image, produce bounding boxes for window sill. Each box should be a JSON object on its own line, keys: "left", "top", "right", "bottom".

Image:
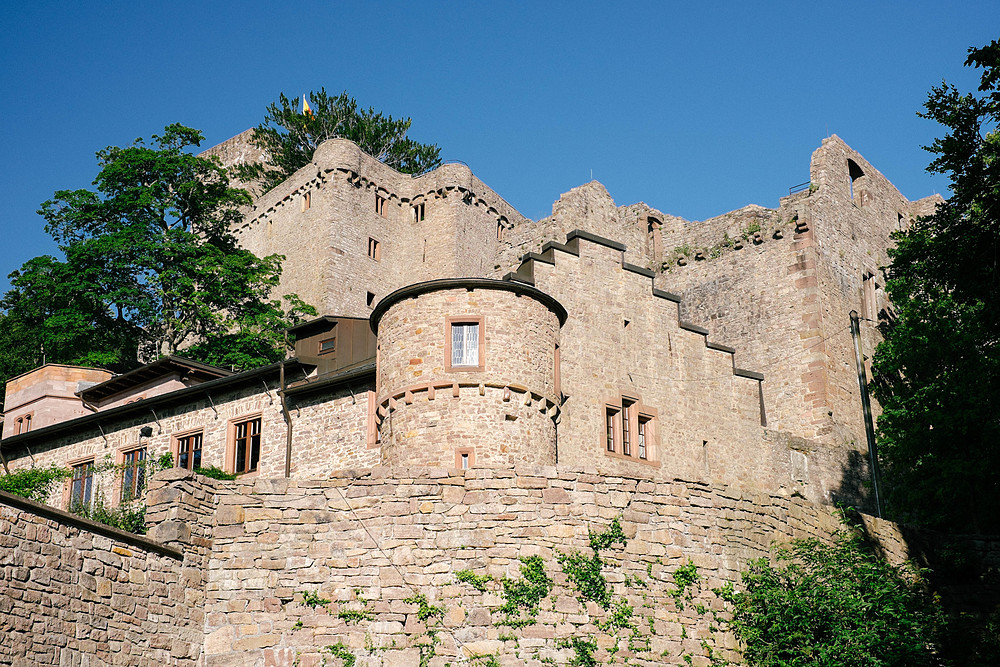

{"left": 604, "top": 449, "right": 660, "bottom": 468}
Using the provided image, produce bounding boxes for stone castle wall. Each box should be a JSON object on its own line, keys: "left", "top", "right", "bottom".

{"left": 3, "top": 376, "right": 375, "bottom": 510}
{"left": 6, "top": 464, "right": 997, "bottom": 666}
{"left": 232, "top": 140, "right": 527, "bottom": 319}
{"left": 0, "top": 489, "right": 201, "bottom": 666}
{"left": 146, "top": 466, "right": 920, "bottom": 667}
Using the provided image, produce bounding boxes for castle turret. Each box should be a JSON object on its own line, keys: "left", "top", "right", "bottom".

{"left": 371, "top": 279, "right": 567, "bottom": 468}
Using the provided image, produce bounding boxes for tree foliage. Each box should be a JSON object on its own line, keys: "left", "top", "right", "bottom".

{"left": 871, "top": 40, "right": 1000, "bottom": 533}
{"left": 235, "top": 88, "right": 442, "bottom": 193}
{"left": 719, "top": 519, "right": 945, "bottom": 667}
{"left": 0, "top": 124, "right": 314, "bottom": 399}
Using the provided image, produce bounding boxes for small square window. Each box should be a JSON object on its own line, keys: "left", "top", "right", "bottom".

{"left": 368, "top": 237, "right": 380, "bottom": 261}
{"left": 319, "top": 336, "right": 337, "bottom": 355}
{"left": 455, "top": 448, "right": 475, "bottom": 470}
{"left": 233, "top": 417, "right": 261, "bottom": 475}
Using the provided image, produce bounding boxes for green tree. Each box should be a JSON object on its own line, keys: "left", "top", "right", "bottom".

{"left": 235, "top": 88, "right": 442, "bottom": 193}
{"left": 719, "top": 519, "right": 944, "bottom": 667}
{"left": 0, "top": 124, "right": 314, "bottom": 388}
{"left": 871, "top": 40, "right": 1000, "bottom": 533}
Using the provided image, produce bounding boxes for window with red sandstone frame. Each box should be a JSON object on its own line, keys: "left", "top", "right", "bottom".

{"left": 604, "top": 396, "right": 656, "bottom": 463}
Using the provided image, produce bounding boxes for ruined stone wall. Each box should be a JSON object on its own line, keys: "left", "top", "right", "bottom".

{"left": 0, "top": 489, "right": 199, "bottom": 666}
{"left": 495, "top": 182, "right": 658, "bottom": 277}
{"left": 149, "top": 466, "right": 915, "bottom": 667}
{"left": 374, "top": 284, "right": 561, "bottom": 468}
{"left": 645, "top": 137, "right": 933, "bottom": 505}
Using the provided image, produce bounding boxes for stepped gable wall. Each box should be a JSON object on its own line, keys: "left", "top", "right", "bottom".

{"left": 499, "top": 232, "right": 814, "bottom": 497}
{"left": 232, "top": 139, "right": 527, "bottom": 318}
{"left": 0, "top": 486, "right": 201, "bottom": 666}
{"left": 372, "top": 280, "right": 564, "bottom": 468}
{"left": 144, "top": 466, "right": 917, "bottom": 667}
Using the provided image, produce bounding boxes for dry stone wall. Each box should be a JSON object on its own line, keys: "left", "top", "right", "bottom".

{"left": 145, "top": 465, "right": 911, "bottom": 667}
{"left": 0, "top": 489, "right": 199, "bottom": 666}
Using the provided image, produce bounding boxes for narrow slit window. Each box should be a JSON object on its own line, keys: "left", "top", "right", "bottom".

{"left": 367, "top": 237, "right": 380, "bottom": 261}
{"left": 375, "top": 193, "right": 386, "bottom": 216}
{"left": 366, "top": 291, "right": 376, "bottom": 308}
{"left": 412, "top": 202, "right": 425, "bottom": 222}
{"left": 301, "top": 191, "right": 311, "bottom": 211}
{"left": 606, "top": 408, "right": 618, "bottom": 452}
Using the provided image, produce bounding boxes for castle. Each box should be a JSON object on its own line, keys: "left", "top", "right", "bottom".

{"left": 0, "top": 133, "right": 949, "bottom": 666}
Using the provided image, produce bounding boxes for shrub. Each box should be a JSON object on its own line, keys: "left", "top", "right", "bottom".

{"left": 0, "top": 465, "right": 72, "bottom": 502}
{"left": 717, "top": 518, "right": 944, "bottom": 667}
{"left": 71, "top": 497, "right": 148, "bottom": 535}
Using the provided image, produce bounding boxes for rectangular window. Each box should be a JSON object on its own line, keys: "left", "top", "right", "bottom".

{"left": 301, "top": 191, "right": 311, "bottom": 211}
{"left": 367, "top": 237, "right": 380, "bottom": 261}
{"left": 621, "top": 399, "right": 634, "bottom": 456}
{"left": 70, "top": 461, "right": 94, "bottom": 508}
{"left": 604, "top": 398, "right": 656, "bottom": 464}
{"left": 862, "top": 272, "right": 877, "bottom": 320}
{"left": 176, "top": 431, "right": 203, "bottom": 471}
{"left": 14, "top": 414, "right": 32, "bottom": 435}
{"left": 451, "top": 323, "right": 480, "bottom": 367}
{"left": 455, "top": 448, "right": 474, "bottom": 469}
{"left": 319, "top": 336, "right": 337, "bottom": 355}
{"left": 638, "top": 416, "right": 651, "bottom": 460}
{"left": 121, "top": 448, "right": 147, "bottom": 502}
{"left": 606, "top": 407, "right": 618, "bottom": 452}
{"left": 233, "top": 417, "right": 261, "bottom": 475}
{"left": 412, "top": 202, "right": 425, "bottom": 222}
{"left": 375, "top": 193, "right": 386, "bottom": 216}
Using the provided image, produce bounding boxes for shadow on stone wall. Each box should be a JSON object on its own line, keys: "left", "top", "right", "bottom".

{"left": 847, "top": 505, "right": 1000, "bottom": 663}
{"left": 829, "top": 448, "right": 875, "bottom": 514}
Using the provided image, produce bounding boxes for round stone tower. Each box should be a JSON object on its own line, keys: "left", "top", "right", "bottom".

{"left": 370, "top": 278, "right": 567, "bottom": 468}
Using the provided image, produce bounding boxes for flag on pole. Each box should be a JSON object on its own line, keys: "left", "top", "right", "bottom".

{"left": 303, "top": 95, "right": 313, "bottom": 117}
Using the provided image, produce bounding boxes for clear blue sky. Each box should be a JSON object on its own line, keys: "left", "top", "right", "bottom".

{"left": 1, "top": 1, "right": 997, "bottom": 295}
